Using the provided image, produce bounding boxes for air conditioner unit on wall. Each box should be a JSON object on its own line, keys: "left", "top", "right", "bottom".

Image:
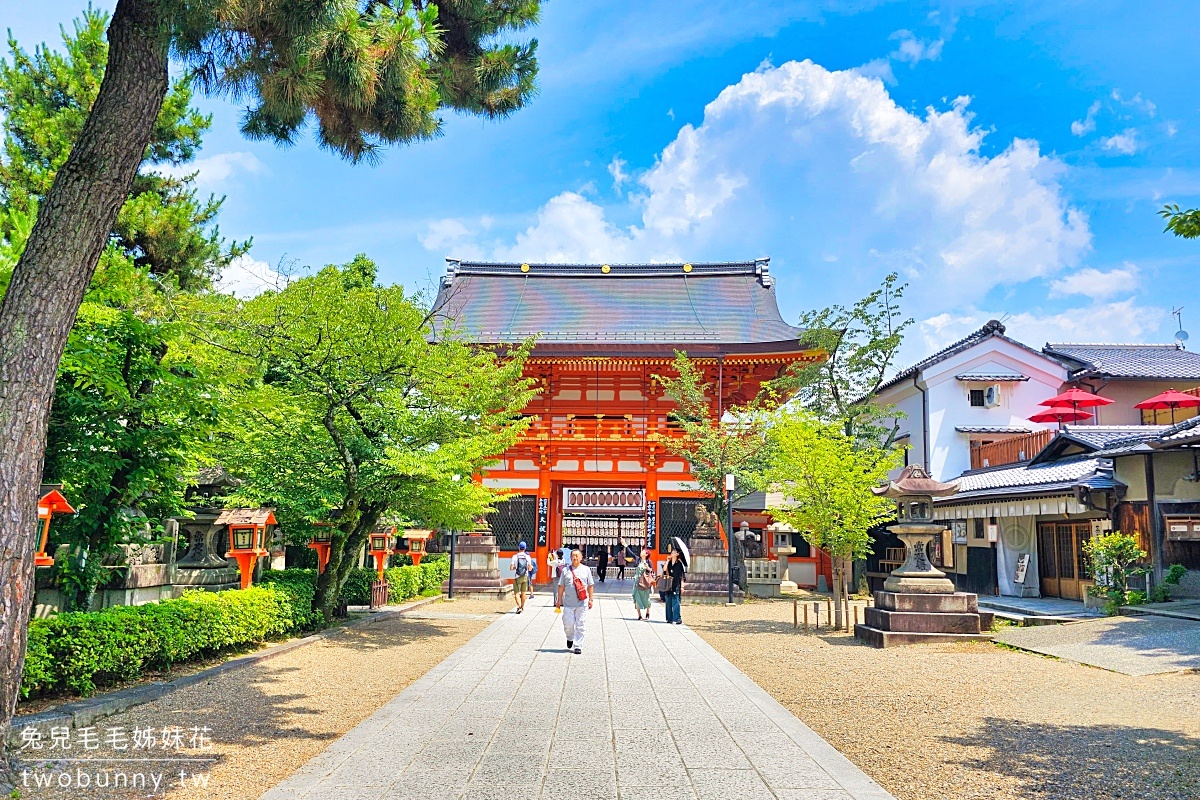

{"left": 983, "top": 384, "right": 1001, "bottom": 408}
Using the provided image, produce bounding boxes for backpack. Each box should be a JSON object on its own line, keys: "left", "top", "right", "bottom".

{"left": 515, "top": 553, "right": 529, "bottom": 577}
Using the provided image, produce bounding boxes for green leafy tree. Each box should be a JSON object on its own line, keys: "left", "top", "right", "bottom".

{"left": 203, "top": 256, "right": 535, "bottom": 622}
{"left": 794, "top": 272, "right": 912, "bottom": 449}
{"left": 0, "top": 1, "right": 540, "bottom": 754}
{"left": 1159, "top": 204, "right": 1200, "bottom": 239}
{"left": 0, "top": 11, "right": 242, "bottom": 611}
{"left": 764, "top": 413, "right": 900, "bottom": 628}
{"left": 1083, "top": 532, "right": 1148, "bottom": 615}
{"left": 655, "top": 352, "right": 788, "bottom": 531}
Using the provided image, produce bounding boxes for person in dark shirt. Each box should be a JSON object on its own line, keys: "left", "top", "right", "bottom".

{"left": 597, "top": 547, "right": 609, "bottom": 583}
{"left": 665, "top": 550, "right": 686, "bottom": 624}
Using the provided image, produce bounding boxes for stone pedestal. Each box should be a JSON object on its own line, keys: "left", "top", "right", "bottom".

{"left": 442, "top": 532, "right": 513, "bottom": 600}
{"left": 773, "top": 545, "right": 799, "bottom": 594}
{"left": 682, "top": 538, "right": 744, "bottom": 603}
{"left": 855, "top": 591, "right": 993, "bottom": 647}
{"left": 883, "top": 524, "right": 956, "bottom": 594}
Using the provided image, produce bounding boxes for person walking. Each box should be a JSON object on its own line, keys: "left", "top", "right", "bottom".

{"left": 616, "top": 546, "right": 628, "bottom": 581}
{"left": 556, "top": 549, "right": 595, "bottom": 654}
{"left": 511, "top": 542, "right": 532, "bottom": 614}
{"left": 664, "top": 549, "right": 686, "bottom": 625}
{"left": 597, "top": 547, "right": 609, "bottom": 583}
{"left": 632, "top": 548, "right": 654, "bottom": 620}
{"left": 553, "top": 549, "right": 566, "bottom": 580}
{"left": 527, "top": 554, "right": 538, "bottom": 599}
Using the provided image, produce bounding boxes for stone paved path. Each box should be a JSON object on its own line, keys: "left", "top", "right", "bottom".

{"left": 260, "top": 597, "right": 895, "bottom": 800}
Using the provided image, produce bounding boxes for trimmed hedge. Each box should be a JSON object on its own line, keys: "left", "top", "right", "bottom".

{"left": 21, "top": 582, "right": 315, "bottom": 699}
{"left": 22, "top": 556, "right": 452, "bottom": 701}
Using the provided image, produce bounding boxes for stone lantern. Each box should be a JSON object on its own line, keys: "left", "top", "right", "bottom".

{"left": 368, "top": 526, "right": 396, "bottom": 581}
{"left": 855, "top": 465, "right": 991, "bottom": 647}
{"left": 400, "top": 529, "right": 433, "bottom": 567}
{"left": 35, "top": 486, "right": 75, "bottom": 568}
{"left": 218, "top": 508, "right": 276, "bottom": 589}
{"left": 873, "top": 465, "right": 958, "bottom": 594}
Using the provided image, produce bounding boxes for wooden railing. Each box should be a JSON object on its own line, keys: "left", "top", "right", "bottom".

{"left": 970, "top": 429, "right": 1053, "bottom": 470}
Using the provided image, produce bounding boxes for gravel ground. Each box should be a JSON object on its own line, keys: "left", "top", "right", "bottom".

{"left": 684, "top": 598, "right": 1200, "bottom": 800}
{"left": 12, "top": 596, "right": 511, "bottom": 800}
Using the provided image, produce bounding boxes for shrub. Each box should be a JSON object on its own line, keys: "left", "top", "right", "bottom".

{"left": 419, "top": 558, "right": 450, "bottom": 593}
{"left": 1125, "top": 590, "right": 1148, "bottom": 606}
{"left": 21, "top": 583, "right": 314, "bottom": 699}
{"left": 1165, "top": 563, "right": 1187, "bottom": 585}
{"left": 339, "top": 568, "right": 375, "bottom": 605}
{"left": 1083, "top": 531, "right": 1147, "bottom": 615}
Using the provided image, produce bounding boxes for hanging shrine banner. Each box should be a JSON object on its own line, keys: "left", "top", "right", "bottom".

{"left": 537, "top": 498, "right": 549, "bottom": 546}
{"left": 646, "top": 500, "right": 657, "bottom": 551}
{"left": 562, "top": 487, "right": 646, "bottom": 514}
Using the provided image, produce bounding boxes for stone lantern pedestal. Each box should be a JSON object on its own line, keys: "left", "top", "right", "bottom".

{"left": 441, "top": 526, "right": 513, "bottom": 600}
{"left": 855, "top": 466, "right": 992, "bottom": 648}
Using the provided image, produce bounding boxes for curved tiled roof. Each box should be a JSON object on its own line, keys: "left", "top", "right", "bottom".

{"left": 1043, "top": 343, "right": 1200, "bottom": 380}
{"left": 940, "top": 457, "right": 1120, "bottom": 502}
{"left": 430, "top": 259, "right": 805, "bottom": 351}
{"left": 877, "top": 320, "right": 1050, "bottom": 393}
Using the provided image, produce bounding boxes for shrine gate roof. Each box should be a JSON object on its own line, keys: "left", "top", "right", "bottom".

{"left": 431, "top": 259, "right": 805, "bottom": 354}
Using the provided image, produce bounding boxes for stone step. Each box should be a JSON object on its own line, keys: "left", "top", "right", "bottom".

{"left": 874, "top": 590, "right": 978, "bottom": 613}
{"left": 864, "top": 607, "right": 981, "bottom": 633}
{"left": 854, "top": 624, "right": 993, "bottom": 648}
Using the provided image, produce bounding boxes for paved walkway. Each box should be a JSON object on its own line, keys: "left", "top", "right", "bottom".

{"left": 260, "top": 597, "right": 895, "bottom": 800}
{"left": 994, "top": 614, "right": 1200, "bottom": 676}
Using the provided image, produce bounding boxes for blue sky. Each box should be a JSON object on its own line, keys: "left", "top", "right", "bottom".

{"left": 7, "top": 1, "right": 1200, "bottom": 363}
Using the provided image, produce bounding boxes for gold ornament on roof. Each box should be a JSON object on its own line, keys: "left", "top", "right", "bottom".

{"left": 520, "top": 263, "right": 530, "bottom": 273}
{"left": 601, "top": 264, "right": 611, "bottom": 274}
{"left": 683, "top": 263, "right": 693, "bottom": 273}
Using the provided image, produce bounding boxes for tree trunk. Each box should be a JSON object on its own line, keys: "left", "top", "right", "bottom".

{"left": 832, "top": 567, "right": 844, "bottom": 630}
{"left": 0, "top": 0, "right": 168, "bottom": 760}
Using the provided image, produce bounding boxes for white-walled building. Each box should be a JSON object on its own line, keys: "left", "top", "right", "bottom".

{"left": 874, "top": 320, "right": 1069, "bottom": 481}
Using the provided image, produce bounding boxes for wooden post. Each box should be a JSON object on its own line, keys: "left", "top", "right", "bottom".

{"left": 826, "top": 597, "right": 832, "bottom": 627}
{"left": 793, "top": 599, "right": 798, "bottom": 629}
{"left": 803, "top": 603, "right": 809, "bottom": 633}
{"left": 853, "top": 604, "right": 860, "bottom": 630}
{"left": 813, "top": 602, "right": 820, "bottom": 631}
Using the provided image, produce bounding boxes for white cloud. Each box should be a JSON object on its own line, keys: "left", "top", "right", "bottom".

{"left": 217, "top": 254, "right": 284, "bottom": 298}
{"left": 445, "top": 60, "right": 1090, "bottom": 306}
{"left": 158, "top": 151, "right": 266, "bottom": 191}
{"left": 1112, "top": 89, "right": 1156, "bottom": 117}
{"left": 889, "top": 30, "right": 944, "bottom": 64}
{"left": 608, "top": 157, "right": 630, "bottom": 193}
{"left": 1071, "top": 101, "right": 1101, "bottom": 136}
{"left": 1166, "top": 122, "right": 1179, "bottom": 137}
{"left": 1049, "top": 264, "right": 1139, "bottom": 299}
{"left": 854, "top": 58, "right": 896, "bottom": 86}
{"left": 1101, "top": 129, "right": 1140, "bottom": 155}
{"left": 918, "top": 299, "right": 1165, "bottom": 355}
{"left": 419, "top": 218, "right": 486, "bottom": 259}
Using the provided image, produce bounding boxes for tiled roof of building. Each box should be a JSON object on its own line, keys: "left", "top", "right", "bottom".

{"left": 1028, "top": 425, "right": 1167, "bottom": 465}
{"left": 1155, "top": 414, "right": 1200, "bottom": 446}
{"left": 1043, "top": 343, "right": 1200, "bottom": 380}
{"left": 940, "top": 457, "right": 1120, "bottom": 502}
{"left": 954, "top": 425, "right": 1034, "bottom": 434}
{"left": 878, "top": 320, "right": 1048, "bottom": 393}
{"left": 954, "top": 369, "right": 1029, "bottom": 382}
{"left": 430, "top": 259, "right": 804, "bottom": 350}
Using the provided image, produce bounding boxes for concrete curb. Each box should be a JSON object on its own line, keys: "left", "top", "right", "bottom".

{"left": 7, "top": 595, "right": 442, "bottom": 747}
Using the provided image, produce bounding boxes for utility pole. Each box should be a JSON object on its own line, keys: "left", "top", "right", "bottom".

{"left": 726, "top": 473, "right": 735, "bottom": 605}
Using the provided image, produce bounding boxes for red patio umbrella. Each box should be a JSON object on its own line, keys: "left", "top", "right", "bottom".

{"left": 1039, "top": 388, "right": 1113, "bottom": 424}
{"left": 1133, "top": 388, "right": 1200, "bottom": 426}
{"left": 1029, "top": 408, "right": 1093, "bottom": 429}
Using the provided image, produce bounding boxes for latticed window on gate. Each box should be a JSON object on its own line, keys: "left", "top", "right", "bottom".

{"left": 658, "top": 497, "right": 715, "bottom": 553}
{"left": 486, "top": 495, "right": 537, "bottom": 551}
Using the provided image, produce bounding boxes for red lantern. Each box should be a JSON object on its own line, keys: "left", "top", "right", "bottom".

{"left": 219, "top": 508, "right": 276, "bottom": 589}
{"left": 35, "top": 486, "right": 75, "bottom": 568}
{"left": 369, "top": 527, "right": 395, "bottom": 580}
{"left": 402, "top": 529, "right": 434, "bottom": 567}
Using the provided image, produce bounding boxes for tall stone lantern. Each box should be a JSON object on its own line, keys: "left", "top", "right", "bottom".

{"left": 874, "top": 465, "right": 958, "bottom": 594}
{"left": 855, "top": 465, "right": 992, "bottom": 647}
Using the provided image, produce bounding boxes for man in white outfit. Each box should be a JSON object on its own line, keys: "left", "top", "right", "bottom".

{"left": 555, "top": 549, "right": 594, "bottom": 655}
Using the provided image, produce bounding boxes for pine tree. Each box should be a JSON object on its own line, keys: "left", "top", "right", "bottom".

{"left": 0, "top": 0, "right": 541, "bottom": 760}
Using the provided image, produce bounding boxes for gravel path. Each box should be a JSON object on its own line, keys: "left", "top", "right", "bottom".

{"left": 684, "top": 599, "right": 1200, "bottom": 800}
{"left": 13, "top": 597, "right": 509, "bottom": 800}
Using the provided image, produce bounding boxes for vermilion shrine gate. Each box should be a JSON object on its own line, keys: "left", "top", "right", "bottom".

{"left": 433, "top": 259, "right": 828, "bottom": 585}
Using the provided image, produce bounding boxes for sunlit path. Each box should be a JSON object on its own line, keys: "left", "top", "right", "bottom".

{"left": 259, "top": 596, "right": 894, "bottom": 800}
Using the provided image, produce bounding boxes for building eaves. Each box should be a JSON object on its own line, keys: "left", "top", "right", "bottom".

{"left": 876, "top": 320, "right": 1049, "bottom": 394}
{"left": 1043, "top": 342, "right": 1200, "bottom": 380}
{"left": 936, "top": 456, "right": 1120, "bottom": 504}
{"left": 954, "top": 425, "right": 1034, "bottom": 434}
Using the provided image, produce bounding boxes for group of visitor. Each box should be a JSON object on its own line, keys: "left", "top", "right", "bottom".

{"left": 510, "top": 543, "right": 688, "bottom": 654}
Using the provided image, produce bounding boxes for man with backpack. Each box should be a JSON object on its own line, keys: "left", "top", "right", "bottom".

{"left": 511, "top": 541, "right": 533, "bottom": 614}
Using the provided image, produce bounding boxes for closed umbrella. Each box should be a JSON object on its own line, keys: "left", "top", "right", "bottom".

{"left": 1029, "top": 408, "right": 1093, "bottom": 429}
{"left": 1134, "top": 388, "right": 1200, "bottom": 426}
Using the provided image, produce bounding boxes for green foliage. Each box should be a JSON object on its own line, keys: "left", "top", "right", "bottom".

{"left": 1165, "top": 563, "right": 1187, "bottom": 585}
{"left": 1160, "top": 204, "right": 1200, "bottom": 239}
{"left": 795, "top": 273, "right": 912, "bottom": 447}
{"left": 1149, "top": 564, "right": 1189, "bottom": 603}
{"left": 21, "top": 584, "right": 314, "bottom": 699}
{"left": 0, "top": 9, "right": 245, "bottom": 291}
{"left": 202, "top": 256, "right": 534, "bottom": 622}
{"left": 1083, "top": 531, "right": 1148, "bottom": 614}
{"left": 170, "top": 0, "right": 542, "bottom": 163}
{"left": 261, "top": 561, "right": 448, "bottom": 609}
{"left": 1124, "top": 590, "right": 1148, "bottom": 606}
{"left": 764, "top": 412, "right": 901, "bottom": 565}
{"left": 655, "top": 352, "right": 783, "bottom": 524}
